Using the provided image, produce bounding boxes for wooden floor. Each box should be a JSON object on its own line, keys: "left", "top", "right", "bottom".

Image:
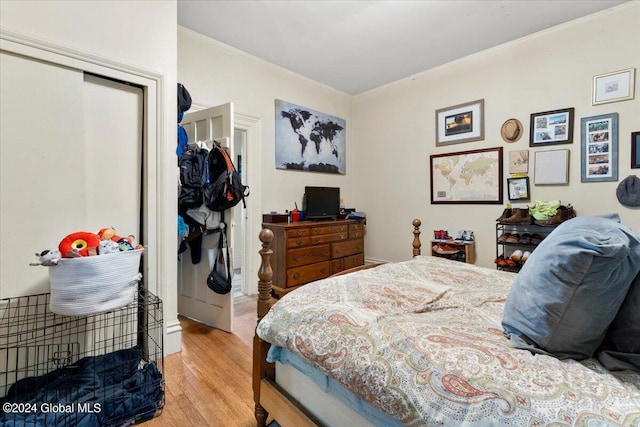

{"left": 142, "top": 295, "right": 260, "bottom": 427}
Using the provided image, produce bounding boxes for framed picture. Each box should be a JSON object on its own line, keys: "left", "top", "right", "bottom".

{"left": 507, "top": 177, "right": 530, "bottom": 201}
{"left": 529, "top": 108, "right": 574, "bottom": 146}
{"left": 592, "top": 68, "right": 635, "bottom": 105}
{"left": 275, "top": 99, "right": 346, "bottom": 174}
{"left": 508, "top": 150, "right": 529, "bottom": 174}
{"left": 580, "top": 113, "right": 618, "bottom": 182}
{"left": 435, "top": 99, "right": 484, "bottom": 146}
{"left": 632, "top": 132, "right": 640, "bottom": 169}
{"left": 430, "top": 146, "right": 502, "bottom": 204}
{"left": 534, "top": 149, "right": 570, "bottom": 185}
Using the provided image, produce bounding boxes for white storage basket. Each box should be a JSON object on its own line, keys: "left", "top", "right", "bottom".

{"left": 48, "top": 249, "right": 144, "bottom": 316}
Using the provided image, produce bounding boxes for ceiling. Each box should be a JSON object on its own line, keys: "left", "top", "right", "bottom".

{"left": 177, "top": 0, "right": 628, "bottom": 95}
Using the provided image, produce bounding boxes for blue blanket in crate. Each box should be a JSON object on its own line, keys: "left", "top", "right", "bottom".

{"left": 0, "top": 346, "right": 163, "bottom": 427}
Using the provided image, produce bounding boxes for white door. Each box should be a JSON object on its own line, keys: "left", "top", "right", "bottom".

{"left": 177, "top": 103, "right": 235, "bottom": 331}
{"left": 0, "top": 52, "right": 143, "bottom": 299}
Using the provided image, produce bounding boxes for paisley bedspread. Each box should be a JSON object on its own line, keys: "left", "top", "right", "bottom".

{"left": 256, "top": 256, "right": 640, "bottom": 426}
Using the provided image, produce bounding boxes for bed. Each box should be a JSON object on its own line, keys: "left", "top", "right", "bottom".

{"left": 252, "top": 218, "right": 640, "bottom": 427}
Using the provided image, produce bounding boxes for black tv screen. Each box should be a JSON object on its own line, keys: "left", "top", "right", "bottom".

{"left": 304, "top": 187, "right": 340, "bottom": 220}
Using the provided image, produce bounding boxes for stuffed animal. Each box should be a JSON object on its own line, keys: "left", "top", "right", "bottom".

{"left": 30, "top": 249, "right": 62, "bottom": 266}
{"left": 97, "top": 227, "right": 141, "bottom": 251}
{"left": 58, "top": 231, "right": 100, "bottom": 257}
{"left": 98, "top": 227, "right": 122, "bottom": 242}
{"left": 98, "top": 239, "right": 120, "bottom": 255}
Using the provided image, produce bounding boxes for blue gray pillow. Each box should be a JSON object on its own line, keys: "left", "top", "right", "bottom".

{"left": 502, "top": 215, "right": 640, "bottom": 360}
{"left": 597, "top": 271, "right": 640, "bottom": 370}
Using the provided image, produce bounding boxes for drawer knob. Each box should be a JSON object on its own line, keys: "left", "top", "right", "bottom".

{"left": 293, "top": 273, "right": 300, "bottom": 280}
{"left": 292, "top": 255, "right": 300, "bottom": 262}
{"left": 295, "top": 239, "right": 304, "bottom": 246}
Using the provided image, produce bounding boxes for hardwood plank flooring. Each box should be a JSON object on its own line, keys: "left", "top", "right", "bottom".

{"left": 142, "top": 295, "right": 260, "bottom": 427}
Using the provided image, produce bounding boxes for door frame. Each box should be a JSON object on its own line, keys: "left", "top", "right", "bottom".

{"left": 234, "top": 113, "right": 260, "bottom": 295}
{"left": 0, "top": 29, "right": 180, "bottom": 352}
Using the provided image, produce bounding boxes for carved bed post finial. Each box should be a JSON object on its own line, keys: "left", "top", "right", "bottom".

{"left": 412, "top": 218, "right": 422, "bottom": 257}
{"left": 255, "top": 228, "right": 274, "bottom": 427}
{"left": 257, "top": 228, "right": 274, "bottom": 322}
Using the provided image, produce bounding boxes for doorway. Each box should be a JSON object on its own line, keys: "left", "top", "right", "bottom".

{"left": 232, "top": 128, "right": 247, "bottom": 298}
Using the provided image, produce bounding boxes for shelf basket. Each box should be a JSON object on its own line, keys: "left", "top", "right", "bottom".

{"left": 48, "top": 248, "right": 144, "bottom": 316}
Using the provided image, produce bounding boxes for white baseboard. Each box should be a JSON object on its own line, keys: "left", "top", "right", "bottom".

{"left": 165, "top": 319, "right": 183, "bottom": 355}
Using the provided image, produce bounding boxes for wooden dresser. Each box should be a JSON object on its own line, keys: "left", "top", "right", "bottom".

{"left": 262, "top": 219, "right": 365, "bottom": 296}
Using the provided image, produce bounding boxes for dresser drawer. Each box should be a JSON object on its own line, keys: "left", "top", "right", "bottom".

{"left": 287, "top": 236, "right": 310, "bottom": 248}
{"left": 287, "top": 261, "right": 331, "bottom": 287}
{"left": 349, "top": 230, "right": 365, "bottom": 239}
{"left": 343, "top": 253, "right": 365, "bottom": 270}
{"left": 349, "top": 223, "right": 365, "bottom": 231}
{"left": 310, "top": 232, "right": 349, "bottom": 245}
{"left": 286, "top": 228, "right": 310, "bottom": 239}
{"left": 331, "top": 254, "right": 365, "bottom": 274}
{"left": 311, "top": 224, "right": 349, "bottom": 235}
{"left": 287, "top": 244, "right": 331, "bottom": 267}
{"left": 332, "top": 238, "right": 364, "bottom": 258}
{"left": 349, "top": 223, "right": 365, "bottom": 238}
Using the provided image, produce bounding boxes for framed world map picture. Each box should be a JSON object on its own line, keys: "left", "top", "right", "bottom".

{"left": 275, "top": 99, "right": 346, "bottom": 174}
{"left": 430, "top": 147, "right": 503, "bottom": 204}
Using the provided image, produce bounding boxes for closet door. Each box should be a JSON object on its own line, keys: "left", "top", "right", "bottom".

{"left": 0, "top": 52, "right": 142, "bottom": 299}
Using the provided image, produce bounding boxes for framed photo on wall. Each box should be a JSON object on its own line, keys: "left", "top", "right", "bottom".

{"left": 632, "top": 131, "right": 640, "bottom": 169}
{"left": 529, "top": 108, "right": 574, "bottom": 147}
{"left": 580, "top": 113, "right": 618, "bottom": 182}
{"left": 507, "top": 177, "right": 530, "bottom": 201}
{"left": 592, "top": 68, "right": 635, "bottom": 105}
{"left": 508, "top": 150, "right": 529, "bottom": 174}
{"left": 430, "top": 146, "right": 502, "bottom": 204}
{"left": 435, "top": 99, "right": 484, "bottom": 146}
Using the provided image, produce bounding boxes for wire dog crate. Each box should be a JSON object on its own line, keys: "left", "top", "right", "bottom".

{"left": 0, "top": 288, "right": 164, "bottom": 426}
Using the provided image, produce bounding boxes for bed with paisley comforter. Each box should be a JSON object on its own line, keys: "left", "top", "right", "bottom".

{"left": 252, "top": 217, "right": 640, "bottom": 427}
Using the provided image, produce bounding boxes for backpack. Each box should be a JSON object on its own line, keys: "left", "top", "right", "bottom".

{"left": 205, "top": 146, "right": 249, "bottom": 211}
{"left": 178, "top": 148, "right": 209, "bottom": 188}
{"left": 178, "top": 148, "right": 209, "bottom": 214}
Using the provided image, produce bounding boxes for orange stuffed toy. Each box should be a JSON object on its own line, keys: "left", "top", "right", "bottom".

{"left": 58, "top": 231, "right": 100, "bottom": 257}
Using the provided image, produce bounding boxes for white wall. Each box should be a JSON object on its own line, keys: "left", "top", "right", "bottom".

{"left": 352, "top": 2, "right": 640, "bottom": 267}
{"left": 178, "top": 27, "right": 353, "bottom": 293}
{"left": 0, "top": 0, "right": 180, "bottom": 354}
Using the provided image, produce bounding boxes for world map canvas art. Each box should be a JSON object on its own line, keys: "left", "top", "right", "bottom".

{"left": 430, "top": 147, "right": 503, "bottom": 204}
{"left": 275, "top": 99, "right": 346, "bottom": 174}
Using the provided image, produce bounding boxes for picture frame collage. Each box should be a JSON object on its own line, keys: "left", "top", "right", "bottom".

{"left": 429, "top": 67, "right": 635, "bottom": 204}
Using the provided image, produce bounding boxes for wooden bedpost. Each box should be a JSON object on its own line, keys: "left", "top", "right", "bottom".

{"left": 412, "top": 218, "right": 422, "bottom": 257}
{"left": 256, "top": 228, "right": 274, "bottom": 321}
{"left": 254, "top": 228, "right": 275, "bottom": 427}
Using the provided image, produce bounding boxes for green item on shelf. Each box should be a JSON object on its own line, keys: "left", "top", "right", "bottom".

{"left": 528, "top": 200, "right": 561, "bottom": 220}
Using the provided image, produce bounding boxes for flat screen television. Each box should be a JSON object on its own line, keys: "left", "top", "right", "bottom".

{"left": 304, "top": 186, "right": 340, "bottom": 220}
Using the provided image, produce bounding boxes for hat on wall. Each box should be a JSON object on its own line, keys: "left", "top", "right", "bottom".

{"left": 501, "top": 118, "right": 523, "bottom": 143}
{"left": 616, "top": 175, "right": 640, "bottom": 207}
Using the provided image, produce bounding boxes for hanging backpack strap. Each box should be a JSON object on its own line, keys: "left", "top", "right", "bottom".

{"left": 206, "top": 218, "right": 232, "bottom": 294}
{"left": 218, "top": 148, "right": 236, "bottom": 202}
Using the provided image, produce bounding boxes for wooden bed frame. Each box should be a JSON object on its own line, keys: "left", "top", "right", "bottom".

{"left": 252, "top": 219, "right": 423, "bottom": 427}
